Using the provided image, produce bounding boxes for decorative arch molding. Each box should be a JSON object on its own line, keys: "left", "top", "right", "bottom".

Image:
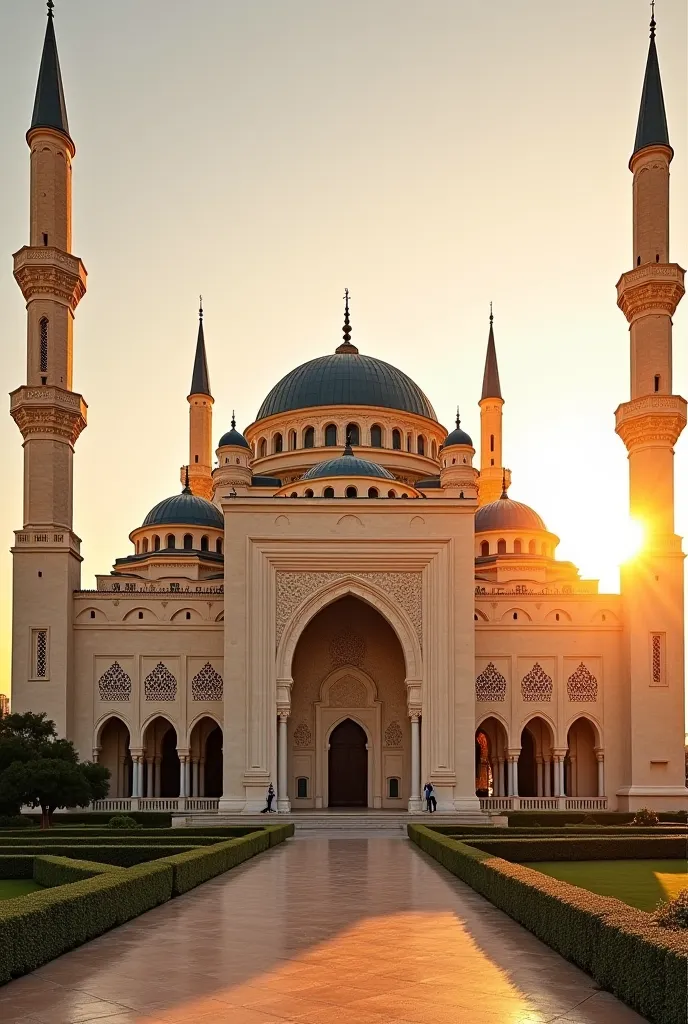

{"left": 276, "top": 574, "right": 422, "bottom": 681}
{"left": 565, "top": 712, "right": 603, "bottom": 747}
{"left": 186, "top": 712, "right": 223, "bottom": 750}
{"left": 324, "top": 713, "right": 373, "bottom": 748}
{"left": 476, "top": 710, "right": 510, "bottom": 741}
{"left": 319, "top": 664, "right": 378, "bottom": 708}
{"left": 94, "top": 712, "right": 131, "bottom": 749}
{"left": 140, "top": 712, "right": 178, "bottom": 748}
{"left": 520, "top": 711, "right": 558, "bottom": 749}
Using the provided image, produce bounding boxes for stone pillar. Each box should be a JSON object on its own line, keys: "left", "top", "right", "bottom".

{"left": 185, "top": 759, "right": 192, "bottom": 800}
{"left": 544, "top": 757, "right": 551, "bottom": 797}
{"left": 568, "top": 755, "right": 577, "bottom": 797}
{"left": 507, "top": 750, "right": 520, "bottom": 797}
{"left": 409, "top": 712, "right": 421, "bottom": 812}
{"left": 596, "top": 750, "right": 605, "bottom": 798}
{"left": 179, "top": 756, "right": 187, "bottom": 798}
{"left": 536, "top": 757, "right": 544, "bottom": 797}
{"left": 277, "top": 712, "right": 290, "bottom": 813}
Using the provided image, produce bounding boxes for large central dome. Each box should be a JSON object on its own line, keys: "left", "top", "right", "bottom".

{"left": 256, "top": 352, "right": 437, "bottom": 422}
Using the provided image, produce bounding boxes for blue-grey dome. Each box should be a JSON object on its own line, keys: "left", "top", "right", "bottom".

{"left": 303, "top": 451, "right": 395, "bottom": 482}
{"left": 256, "top": 352, "right": 437, "bottom": 421}
{"left": 218, "top": 427, "right": 250, "bottom": 449}
{"left": 475, "top": 496, "right": 546, "bottom": 533}
{"left": 443, "top": 413, "right": 472, "bottom": 448}
{"left": 142, "top": 490, "right": 224, "bottom": 529}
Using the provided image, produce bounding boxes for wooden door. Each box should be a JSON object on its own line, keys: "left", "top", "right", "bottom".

{"left": 328, "top": 718, "right": 368, "bottom": 807}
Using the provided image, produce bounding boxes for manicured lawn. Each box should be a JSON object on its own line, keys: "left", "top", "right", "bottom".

{"left": 0, "top": 879, "right": 44, "bottom": 901}
{"left": 523, "top": 858, "right": 688, "bottom": 911}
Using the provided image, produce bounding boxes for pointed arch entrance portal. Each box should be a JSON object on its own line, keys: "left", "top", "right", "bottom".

{"left": 328, "top": 718, "right": 368, "bottom": 807}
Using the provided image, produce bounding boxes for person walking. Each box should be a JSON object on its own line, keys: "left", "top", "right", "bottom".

{"left": 423, "top": 781, "right": 435, "bottom": 813}
{"left": 261, "top": 782, "right": 276, "bottom": 813}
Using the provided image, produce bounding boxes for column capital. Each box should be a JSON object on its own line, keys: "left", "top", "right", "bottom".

{"left": 277, "top": 709, "right": 290, "bottom": 724}
{"left": 408, "top": 709, "right": 421, "bottom": 723}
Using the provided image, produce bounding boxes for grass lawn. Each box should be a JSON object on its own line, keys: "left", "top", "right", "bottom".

{"left": 0, "top": 879, "right": 44, "bottom": 901}
{"left": 523, "top": 858, "right": 688, "bottom": 911}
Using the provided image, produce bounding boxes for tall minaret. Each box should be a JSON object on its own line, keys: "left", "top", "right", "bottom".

{"left": 477, "top": 308, "right": 510, "bottom": 505}
{"left": 615, "top": 9, "right": 687, "bottom": 808}
{"left": 182, "top": 298, "right": 214, "bottom": 500}
{"left": 10, "top": 2, "right": 87, "bottom": 735}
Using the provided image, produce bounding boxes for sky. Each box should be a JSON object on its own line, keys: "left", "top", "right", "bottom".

{"left": 0, "top": 0, "right": 686, "bottom": 701}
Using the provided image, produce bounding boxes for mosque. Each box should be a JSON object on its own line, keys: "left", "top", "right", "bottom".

{"left": 8, "top": 5, "right": 687, "bottom": 816}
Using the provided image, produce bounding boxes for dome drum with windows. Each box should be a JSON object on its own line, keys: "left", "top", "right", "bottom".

{"left": 121, "top": 474, "right": 225, "bottom": 566}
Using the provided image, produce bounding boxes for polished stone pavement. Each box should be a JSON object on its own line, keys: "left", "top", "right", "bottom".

{"left": 0, "top": 834, "right": 647, "bottom": 1024}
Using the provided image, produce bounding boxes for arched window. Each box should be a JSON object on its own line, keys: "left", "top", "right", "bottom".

{"left": 325, "top": 424, "right": 337, "bottom": 446}
{"left": 166, "top": 534, "right": 176, "bottom": 549}
{"left": 497, "top": 538, "right": 506, "bottom": 555}
{"left": 142, "top": 537, "right": 149, "bottom": 553}
{"left": 153, "top": 535, "right": 160, "bottom": 551}
{"left": 431, "top": 440, "right": 437, "bottom": 459}
{"left": 288, "top": 430, "right": 297, "bottom": 450}
{"left": 514, "top": 539, "right": 522, "bottom": 554}
{"left": 370, "top": 424, "right": 382, "bottom": 447}
{"left": 216, "top": 538, "right": 223, "bottom": 554}
{"left": 323, "top": 486, "right": 335, "bottom": 498}
{"left": 480, "top": 540, "right": 489, "bottom": 557}
{"left": 303, "top": 427, "right": 315, "bottom": 448}
{"left": 201, "top": 535, "right": 209, "bottom": 552}
{"left": 490, "top": 434, "right": 495, "bottom": 452}
{"left": 305, "top": 488, "right": 314, "bottom": 497}
{"left": 259, "top": 438, "right": 267, "bottom": 458}
{"left": 39, "top": 317, "right": 48, "bottom": 374}
{"left": 528, "top": 540, "right": 536, "bottom": 554}
{"left": 346, "top": 423, "right": 360, "bottom": 446}
{"left": 392, "top": 429, "right": 402, "bottom": 450}
{"left": 368, "top": 487, "right": 379, "bottom": 498}
{"left": 388, "top": 489, "right": 396, "bottom": 498}
{"left": 407, "top": 434, "right": 412, "bottom": 452}
{"left": 345, "top": 486, "right": 357, "bottom": 498}
{"left": 183, "top": 534, "right": 193, "bottom": 550}
{"left": 273, "top": 433, "right": 283, "bottom": 454}
{"left": 290, "top": 491, "right": 297, "bottom": 498}
{"left": 417, "top": 436, "right": 425, "bottom": 456}
{"left": 401, "top": 493, "right": 409, "bottom": 498}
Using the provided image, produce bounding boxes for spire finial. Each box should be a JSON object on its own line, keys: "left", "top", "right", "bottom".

{"left": 343, "top": 288, "right": 351, "bottom": 344}
{"left": 183, "top": 466, "right": 191, "bottom": 494}
{"left": 456, "top": 405, "right": 461, "bottom": 429}
{"left": 489, "top": 301, "right": 493, "bottom": 326}
{"left": 343, "top": 428, "right": 354, "bottom": 456}
{"left": 231, "top": 410, "right": 236, "bottom": 429}
{"left": 47, "top": 0, "right": 54, "bottom": 19}
{"left": 501, "top": 469, "right": 508, "bottom": 499}
{"left": 199, "top": 295, "right": 203, "bottom": 321}
{"left": 650, "top": 0, "right": 656, "bottom": 38}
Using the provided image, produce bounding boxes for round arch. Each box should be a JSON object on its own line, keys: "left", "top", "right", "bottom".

{"left": 277, "top": 575, "right": 421, "bottom": 683}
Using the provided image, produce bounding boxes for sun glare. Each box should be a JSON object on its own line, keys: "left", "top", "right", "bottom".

{"left": 618, "top": 517, "right": 645, "bottom": 564}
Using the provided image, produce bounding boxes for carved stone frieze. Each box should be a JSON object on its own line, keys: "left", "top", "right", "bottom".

{"left": 384, "top": 720, "right": 403, "bottom": 747}
{"left": 293, "top": 722, "right": 312, "bottom": 747}
{"left": 616, "top": 264, "right": 685, "bottom": 322}
{"left": 276, "top": 570, "right": 422, "bottom": 649}
{"left": 329, "top": 631, "right": 366, "bottom": 668}
{"left": 10, "top": 386, "right": 88, "bottom": 445}
{"left": 13, "top": 246, "right": 87, "bottom": 310}
{"left": 328, "top": 676, "right": 368, "bottom": 708}
{"left": 615, "top": 397, "right": 687, "bottom": 452}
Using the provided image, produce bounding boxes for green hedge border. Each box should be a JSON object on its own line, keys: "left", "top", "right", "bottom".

{"left": 409, "top": 824, "right": 688, "bottom": 1024}
{"left": 0, "top": 824, "right": 293, "bottom": 985}
{"left": 465, "top": 836, "right": 688, "bottom": 861}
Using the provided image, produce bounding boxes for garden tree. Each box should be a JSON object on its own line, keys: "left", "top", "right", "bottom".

{"left": 0, "top": 711, "right": 109, "bottom": 825}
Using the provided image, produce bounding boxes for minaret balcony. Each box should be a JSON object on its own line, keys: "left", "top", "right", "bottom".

{"left": 10, "top": 385, "right": 87, "bottom": 446}
{"left": 615, "top": 394, "right": 687, "bottom": 453}
{"left": 616, "top": 263, "right": 685, "bottom": 323}
{"left": 13, "top": 245, "right": 87, "bottom": 311}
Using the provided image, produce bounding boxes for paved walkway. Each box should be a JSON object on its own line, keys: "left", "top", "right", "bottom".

{"left": 0, "top": 835, "right": 646, "bottom": 1024}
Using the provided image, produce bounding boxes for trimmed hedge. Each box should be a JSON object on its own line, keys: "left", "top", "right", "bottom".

{"left": 32, "top": 855, "right": 119, "bottom": 887}
{"left": 0, "top": 834, "right": 222, "bottom": 847}
{"left": 506, "top": 810, "right": 687, "bottom": 827}
{"left": 0, "top": 826, "right": 260, "bottom": 838}
{"left": 0, "top": 860, "right": 173, "bottom": 984}
{"left": 23, "top": 811, "right": 173, "bottom": 827}
{"left": 467, "top": 836, "right": 688, "bottom": 862}
{"left": 0, "top": 844, "right": 198, "bottom": 866}
{"left": 409, "top": 824, "right": 688, "bottom": 1024}
{"left": 0, "top": 856, "right": 34, "bottom": 879}
{"left": 162, "top": 823, "right": 294, "bottom": 895}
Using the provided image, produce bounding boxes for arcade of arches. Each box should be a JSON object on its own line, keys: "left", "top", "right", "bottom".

{"left": 96, "top": 714, "right": 223, "bottom": 800}
{"left": 475, "top": 716, "right": 604, "bottom": 799}
{"left": 287, "top": 595, "right": 412, "bottom": 809}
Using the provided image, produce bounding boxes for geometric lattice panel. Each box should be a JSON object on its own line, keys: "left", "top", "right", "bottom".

{"left": 293, "top": 722, "right": 312, "bottom": 747}
{"left": 143, "top": 661, "right": 177, "bottom": 701}
{"left": 475, "top": 662, "right": 507, "bottom": 702}
{"left": 566, "top": 662, "right": 598, "bottom": 702}
{"left": 521, "top": 662, "right": 553, "bottom": 702}
{"left": 191, "top": 662, "right": 223, "bottom": 701}
{"left": 98, "top": 661, "right": 132, "bottom": 702}
{"left": 384, "top": 721, "right": 403, "bottom": 747}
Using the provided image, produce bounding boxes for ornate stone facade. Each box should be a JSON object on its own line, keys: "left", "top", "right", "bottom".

{"left": 521, "top": 663, "right": 553, "bottom": 702}
{"left": 191, "top": 663, "right": 223, "bottom": 701}
{"left": 475, "top": 662, "right": 507, "bottom": 702}
{"left": 98, "top": 662, "right": 131, "bottom": 702}
{"left": 567, "top": 663, "right": 598, "bottom": 702}
{"left": 143, "top": 662, "right": 177, "bottom": 702}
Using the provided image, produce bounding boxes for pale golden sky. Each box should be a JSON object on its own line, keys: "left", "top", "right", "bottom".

{"left": 0, "top": 0, "right": 686, "bottom": 698}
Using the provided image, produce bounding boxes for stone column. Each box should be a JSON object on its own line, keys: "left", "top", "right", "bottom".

{"left": 543, "top": 757, "right": 551, "bottom": 797}
{"left": 568, "top": 755, "right": 577, "bottom": 797}
{"left": 506, "top": 750, "right": 520, "bottom": 798}
{"left": 409, "top": 712, "right": 422, "bottom": 812}
{"left": 536, "top": 757, "right": 544, "bottom": 797}
{"left": 179, "top": 756, "right": 187, "bottom": 798}
{"left": 596, "top": 750, "right": 605, "bottom": 798}
{"left": 185, "top": 759, "right": 192, "bottom": 800}
{"left": 277, "top": 711, "right": 290, "bottom": 813}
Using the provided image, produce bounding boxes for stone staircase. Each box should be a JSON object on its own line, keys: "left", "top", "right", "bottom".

{"left": 172, "top": 810, "right": 492, "bottom": 832}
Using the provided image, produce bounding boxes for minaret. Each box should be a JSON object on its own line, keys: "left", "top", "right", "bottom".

{"left": 9, "top": 2, "right": 88, "bottom": 735}
{"left": 615, "top": 9, "right": 687, "bottom": 808}
{"left": 182, "top": 298, "right": 214, "bottom": 500}
{"left": 477, "top": 307, "right": 510, "bottom": 505}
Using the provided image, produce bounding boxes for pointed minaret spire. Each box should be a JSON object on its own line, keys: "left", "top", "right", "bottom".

{"left": 481, "top": 304, "right": 502, "bottom": 400}
{"left": 31, "top": 1, "right": 72, "bottom": 144}
{"left": 190, "top": 296, "right": 211, "bottom": 397}
{"left": 633, "top": 2, "right": 671, "bottom": 158}
{"left": 335, "top": 288, "right": 359, "bottom": 354}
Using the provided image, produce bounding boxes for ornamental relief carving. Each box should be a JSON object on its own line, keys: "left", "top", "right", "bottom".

{"left": 329, "top": 631, "right": 366, "bottom": 668}
{"left": 11, "top": 407, "right": 87, "bottom": 444}
{"left": 276, "top": 570, "right": 422, "bottom": 650}
{"left": 328, "top": 676, "right": 368, "bottom": 708}
{"left": 293, "top": 721, "right": 312, "bottom": 747}
{"left": 384, "top": 720, "right": 403, "bottom": 747}
{"left": 615, "top": 413, "right": 686, "bottom": 450}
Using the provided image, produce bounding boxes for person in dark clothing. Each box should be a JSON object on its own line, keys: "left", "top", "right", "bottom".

{"left": 261, "top": 782, "right": 276, "bottom": 813}
{"left": 423, "top": 781, "right": 435, "bottom": 812}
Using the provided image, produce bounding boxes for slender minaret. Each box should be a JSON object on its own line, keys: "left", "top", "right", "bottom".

{"left": 616, "top": 9, "right": 687, "bottom": 807}
{"left": 10, "top": 2, "right": 87, "bottom": 735}
{"left": 182, "top": 298, "right": 214, "bottom": 500}
{"left": 478, "top": 307, "right": 510, "bottom": 505}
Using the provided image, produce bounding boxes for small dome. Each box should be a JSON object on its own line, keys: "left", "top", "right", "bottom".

{"left": 443, "top": 411, "right": 472, "bottom": 448}
{"left": 302, "top": 448, "right": 395, "bottom": 482}
{"left": 142, "top": 489, "right": 224, "bottom": 529}
{"left": 218, "top": 415, "right": 251, "bottom": 449}
{"left": 475, "top": 495, "right": 546, "bottom": 532}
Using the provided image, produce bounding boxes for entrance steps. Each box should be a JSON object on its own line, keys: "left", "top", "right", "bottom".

{"left": 172, "top": 810, "right": 492, "bottom": 832}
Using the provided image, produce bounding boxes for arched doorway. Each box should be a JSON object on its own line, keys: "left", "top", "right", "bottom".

{"left": 205, "top": 726, "right": 223, "bottom": 797}
{"left": 328, "top": 719, "right": 368, "bottom": 807}
{"left": 142, "top": 717, "right": 179, "bottom": 798}
{"left": 566, "top": 718, "right": 599, "bottom": 796}
{"left": 476, "top": 717, "right": 508, "bottom": 796}
{"left": 518, "top": 727, "right": 537, "bottom": 796}
{"left": 98, "top": 717, "right": 132, "bottom": 797}
{"left": 189, "top": 716, "right": 223, "bottom": 798}
{"left": 518, "top": 717, "right": 555, "bottom": 797}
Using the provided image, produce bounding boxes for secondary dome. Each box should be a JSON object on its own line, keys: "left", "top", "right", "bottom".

{"left": 142, "top": 489, "right": 224, "bottom": 529}
{"left": 443, "top": 412, "right": 473, "bottom": 448}
{"left": 218, "top": 414, "right": 250, "bottom": 449}
{"left": 256, "top": 352, "right": 437, "bottom": 421}
{"left": 475, "top": 495, "right": 546, "bottom": 533}
{"left": 302, "top": 448, "right": 395, "bottom": 482}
